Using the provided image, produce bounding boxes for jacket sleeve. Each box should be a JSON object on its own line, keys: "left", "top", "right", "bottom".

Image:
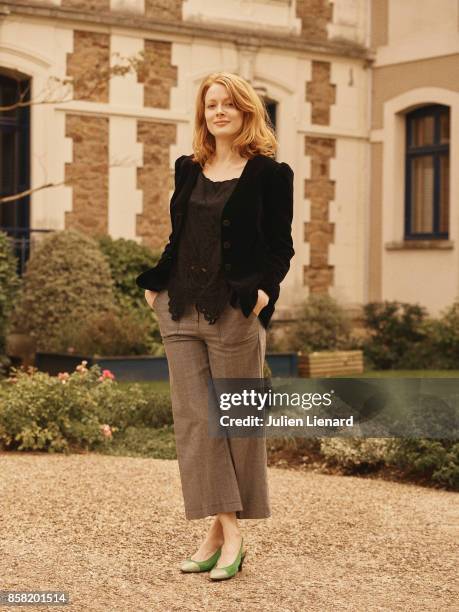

{"left": 257, "top": 162, "right": 295, "bottom": 301}
{"left": 135, "top": 155, "right": 187, "bottom": 291}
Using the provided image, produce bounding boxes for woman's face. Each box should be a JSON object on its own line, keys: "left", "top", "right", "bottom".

{"left": 204, "top": 83, "right": 243, "bottom": 142}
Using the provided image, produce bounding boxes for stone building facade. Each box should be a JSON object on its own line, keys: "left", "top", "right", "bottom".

{"left": 0, "top": 0, "right": 457, "bottom": 325}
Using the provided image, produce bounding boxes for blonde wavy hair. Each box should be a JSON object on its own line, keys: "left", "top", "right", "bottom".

{"left": 191, "top": 72, "right": 277, "bottom": 167}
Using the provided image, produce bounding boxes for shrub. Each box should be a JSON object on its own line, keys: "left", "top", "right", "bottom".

{"left": 0, "top": 361, "right": 172, "bottom": 453}
{"left": 318, "top": 437, "right": 458, "bottom": 490}
{"left": 320, "top": 437, "right": 390, "bottom": 473}
{"left": 426, "top": 301, "right": 459, "bottom": 369}
{"left": 106, "top": 389, "right": 173, "bottom": 430}
{"left": 97, "top": 235, "right": 164, "bottom": 355}
{"left": 55, "top": 308, "right": 151, "bottom": 356}
{"left": 362, "top": 301, "right": 432, "bottom": 369}
{"left": 96, "top": 234, "right": 159, "bottom": 310}
{"left": 0, "top": 231, "right": 21, "bottom": 375}
{"left": 387, "top": 438, "right": 459, "bottom": 490}
{"left": 9, "top": 229, "right": 117, "bottom": 353}
{"left": 0, "top": 362, "right": 116, "bottom": 452}
{"left": 284, "top": 294, "right": 354, "bottom": 353}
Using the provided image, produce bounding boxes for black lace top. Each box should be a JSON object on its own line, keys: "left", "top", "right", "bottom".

{"left": 166, "top": 169, "right": 241, "bottom": 324}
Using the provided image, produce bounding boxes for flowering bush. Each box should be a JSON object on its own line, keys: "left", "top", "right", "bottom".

{"left": 0, "top": 360, "right": 148, "bottom": 453}
{"left": 320, "top": 437, "right": 390, "bottom": 472}
{"left": 319, "top": 437, "right": 458, "bottom": 489}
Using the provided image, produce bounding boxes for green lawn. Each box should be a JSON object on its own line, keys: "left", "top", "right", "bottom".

{"left": 342, "top": 370, "right": 459, "bottom": 378}
{"left": 117, "top": 370, "right": 459, "bottom": 394}
{"left": 118, "top": 379, "right": 171, "bottom": 392}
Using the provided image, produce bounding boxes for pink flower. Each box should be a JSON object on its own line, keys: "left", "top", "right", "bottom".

{"left": 58, "top": 372, "right": 70, "bottom": 384}
{"left": 100, "top": 424, "right": 112, "bottom": 438}
{"left": 76, "top": 360, "right": 88, "bottom": 374}
{"left": 98, "top": 369, "right": 115, "bottom": 382}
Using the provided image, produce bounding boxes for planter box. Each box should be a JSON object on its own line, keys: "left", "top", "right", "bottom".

{"left": 298, "top": 350, "right": 363, "bottom": 378}
{"left": 35, "top": 353, "right": 170, "bottom": 382}
{"left": 266, "top": 352, "right": 298, "bottom": 377}
{"left": 35, "top": 351, "right": 298, "bottom": 381}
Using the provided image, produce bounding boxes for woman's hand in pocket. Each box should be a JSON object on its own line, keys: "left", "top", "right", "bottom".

{"left": 252, "top": 289, "right": 269, "bottom": 316}
{"left": 145, "top": 289, "right": 159, "bottom": 309}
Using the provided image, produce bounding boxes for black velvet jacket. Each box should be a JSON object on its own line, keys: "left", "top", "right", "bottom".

{"left": 135, "top": 153, "right": 295, "bottom": 330}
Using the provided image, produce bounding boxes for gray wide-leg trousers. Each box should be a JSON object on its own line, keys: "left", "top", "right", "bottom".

{"left": 153, "top": 288, "right": 271, "bottom": 520}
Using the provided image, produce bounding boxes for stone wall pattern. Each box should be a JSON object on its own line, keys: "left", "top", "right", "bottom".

{"left": 303, "top": 136, "right": 336, "bottom": 293}
{"left": 136, "top": 121, "right": 177, "bottom": 250}
{"left": 66, "top": 30, "right": 110, "bottom": 103}
{"left": 64, "top": 115, "right": 109, "bottom": 236}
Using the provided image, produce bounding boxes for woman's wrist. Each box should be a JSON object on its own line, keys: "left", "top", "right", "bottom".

{"left": 252, "top": 288, "right": 270, "bottom": 316}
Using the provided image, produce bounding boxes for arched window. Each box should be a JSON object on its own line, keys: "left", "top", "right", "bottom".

{"left": 405, "top": 104, "right": 450, "bottom": 239}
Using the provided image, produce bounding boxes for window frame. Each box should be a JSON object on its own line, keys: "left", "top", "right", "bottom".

{"left": 404, "top": 104, "right": 450, "bottom": 240}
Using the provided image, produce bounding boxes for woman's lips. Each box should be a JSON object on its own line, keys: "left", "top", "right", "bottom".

{"left": 215, "top": 121, "right": 229, "bottom": 125}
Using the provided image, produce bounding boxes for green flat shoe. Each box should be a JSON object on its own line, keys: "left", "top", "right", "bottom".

{"left": 209, "top": 537, "right": 245, "bottom": 581}
{"left": 180, "top": 546, "right": 222, "bottom": 573}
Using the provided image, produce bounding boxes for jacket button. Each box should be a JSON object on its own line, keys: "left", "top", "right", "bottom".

{"left": 224, "top": 263, "right": 232, "bottom": 271}
{"left": 223, "top": 241, "right": 231, "bottom": 249}
{"left": 222, "top": 219, "right": 230, "bottom": 226}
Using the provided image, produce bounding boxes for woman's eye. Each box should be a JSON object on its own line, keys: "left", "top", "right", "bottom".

{"left": 208, "top": 102, "right": 234, "bottom": 108}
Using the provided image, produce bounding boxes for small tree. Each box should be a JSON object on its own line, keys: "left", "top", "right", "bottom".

{"left": 9, "top": 229, "right": 117, "bottom": 352}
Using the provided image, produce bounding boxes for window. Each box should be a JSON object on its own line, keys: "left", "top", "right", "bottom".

{"left": 405, "top": 104, "right": 450, "bottom": 239}
{"left": 0, "top": 73, "right": 31, "bottom": 272}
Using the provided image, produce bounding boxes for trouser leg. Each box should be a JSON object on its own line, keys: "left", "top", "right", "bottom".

{"left": 207, "top": 302, "right": 271, "bottom": 520}
{"left": 164, "top": 334, "right": 245, "bottom": 520}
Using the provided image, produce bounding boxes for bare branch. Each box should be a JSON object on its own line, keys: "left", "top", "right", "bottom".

{"left": 0, "top": 50, "right": 145, "bottom": 112}
{"left": 0, "top": 182, "right": 66, "bottom": 204}
{"left": 0, "top": 156, "right": 143, "bottom": 204}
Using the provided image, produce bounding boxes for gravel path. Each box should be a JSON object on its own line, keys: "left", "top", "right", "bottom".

{"left": 0, "top": 453, "right": 457, "bottom": 612}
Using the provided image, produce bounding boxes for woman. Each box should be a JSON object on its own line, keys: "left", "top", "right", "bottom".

{"left": 136, "top": 72, "right": 294, "bottom": 581}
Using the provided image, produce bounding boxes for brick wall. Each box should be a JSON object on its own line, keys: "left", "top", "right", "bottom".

{"left": 306, "top": 60, "right": 336, "bottom": 125}
{"left": 303, "top": 136, "right": 336, "bottom": 293}
{"left": 137, "top": 40, "right": 178, "bottom": 108}
{"left": 296, "top": 0, "right": 333, "bottom": 42}
{"left": 64, "top": 115, "right": 109, "bottom": 236}
{"left": 61, "top": 0, "right": 110, "bottom": 11}
{"left": 136, "top": 121, "right": 177, "bottom": 250}
{"left": 145, "top": 0, "right": 183, "bottom": 20}
{"left": 66, "top": 30, "right": 110, "bottom": 102}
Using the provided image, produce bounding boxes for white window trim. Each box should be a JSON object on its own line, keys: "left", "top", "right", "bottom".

{"left": 378, "top": 88, "right": 459, "bottom": 247}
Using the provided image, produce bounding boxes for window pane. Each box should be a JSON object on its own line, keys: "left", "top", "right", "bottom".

{"left": 411, "top": 115, "right": 434, "bottom": 147}
{"left": 439, "top": 109, "right": 450, "bottom": 144}
{"left": 410, "top": 156, "right": 433, "bottom": 233}
{"left": 439, "top": 153, "right": 449, "bottom": 234}
{"left": 0, "top": 77, "right": 21, "bottom": 119}
{"left": 0, "top": 128, "right": 15, "bottom": 195}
